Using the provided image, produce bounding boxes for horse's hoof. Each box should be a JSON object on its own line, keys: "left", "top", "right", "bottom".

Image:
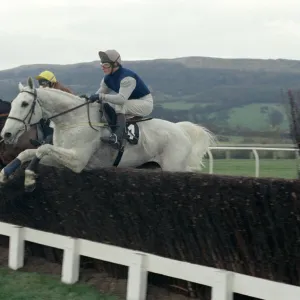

{"left": 24, "top": 170, "right": 37, "bottom": 192}
{"left": 25, "top": 183, "right": 36, "bottom": 193}
{"left": 0, "top": 171, "right": 8, "bottom": 187}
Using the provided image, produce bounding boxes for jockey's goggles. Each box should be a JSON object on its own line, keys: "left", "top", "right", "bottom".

{"left": 100, "top": 62, "right": 113, "bottom": 68}
{"left": 38, "top": 79, "right": 51, "bottom": 86}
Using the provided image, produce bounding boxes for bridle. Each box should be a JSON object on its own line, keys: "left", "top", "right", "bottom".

{"left": 7, "top": 88, "right": 99, "bottom": 132}
{"left": 7, "top": 89, "right": 40, "bottom": 130}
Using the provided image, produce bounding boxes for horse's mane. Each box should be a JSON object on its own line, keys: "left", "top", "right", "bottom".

{"left": 37, "top": 87, "right": 84, "bottom": 103}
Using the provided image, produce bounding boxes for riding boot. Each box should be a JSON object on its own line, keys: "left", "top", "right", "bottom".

{"left": 29, "top": 134, "right": 53, "bottom": 147}
{"left": 43, "top": 134, "right": 53, "bottom": 145}
{"left": 29, "top": 139, "right": 42, "bottom": 147}
{"left": 101, "top": 113, "right": 126, "bottom": 150}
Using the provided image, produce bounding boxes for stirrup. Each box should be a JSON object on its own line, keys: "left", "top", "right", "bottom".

{"left": 101, "top": 134, "right": 118, "bottom": 145}
{"left": 29, "top": 139, "right": 42, "bottom": 147}
{"left": 101, "top": 133, "right": 123, "bottom": 150}
{"left": 101, "top": 133, "right": 116, "bottom": 143}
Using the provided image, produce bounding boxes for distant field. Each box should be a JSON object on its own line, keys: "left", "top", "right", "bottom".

{"left": 161, "top": 101, "right": 194, "bottom": 109}
{"left": 202, "top": 158, "right": 298, "bottom": 179}
{"left": 217, "top": 135, "right": 294, "bottom": 144}
{"left": 160, "top": 101, "right": 290, "bottom": 132}
{"left": 228, "top": 103, "right": 289, "bottom": 131}
{"left": 0, "top": 267, "right": 118, "bottom": 300}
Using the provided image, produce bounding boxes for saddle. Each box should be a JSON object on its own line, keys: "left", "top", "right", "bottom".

{"left": 101, "top": 103, "right": 152, "bottom": 146}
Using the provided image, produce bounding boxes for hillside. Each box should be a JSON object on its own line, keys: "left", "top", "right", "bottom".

{"left": 0, "top": 56, "right": 299, "bottom": 142}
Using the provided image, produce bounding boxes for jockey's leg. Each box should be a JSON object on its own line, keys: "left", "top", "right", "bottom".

{"left": 30, "top": 122, "right": 54, "bottom": 147}
{"left": 42, "top": 123, "right": 54, "bottom": 144}
{"left": 101, "top": 106, "right": 126, "bottom": 150}
{"left": 101, "top": 94, "right": 153, "bottom": 149}
{"left": 30, "top": 133, "right": 53, "bottom": 147}
{"left": 123, "top": 94, "right": 154, "bottom": 117}
{"left": 44, "top": 134, "right": 53, "bottom": 144}
{"left": 102, "top": 103, "right": 117, "bottom": 130}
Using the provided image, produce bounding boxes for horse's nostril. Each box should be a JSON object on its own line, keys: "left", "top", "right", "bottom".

{"left": 4, "top": 132, "right": 11, "bottom": 138}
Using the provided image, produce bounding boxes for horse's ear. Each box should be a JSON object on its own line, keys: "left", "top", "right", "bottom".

{"left": 18, "top": 82, "right": 24, "bottom": 91}
{"left": 27, "top": 77, "right": 35, "bottom": 89}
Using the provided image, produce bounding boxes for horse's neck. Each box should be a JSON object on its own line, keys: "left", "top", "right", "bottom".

{"left": 37, "top": 88, "right": 83, "bottom": 123}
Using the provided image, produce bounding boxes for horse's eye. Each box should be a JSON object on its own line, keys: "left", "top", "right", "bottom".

{"left": 21, "top": 101, "right": 29, "bottom": 108}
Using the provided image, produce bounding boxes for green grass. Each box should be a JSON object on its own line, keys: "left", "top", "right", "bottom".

{"left": 227, "top": 103, "right": 290, "bottom": 131}
{"left": 160, "top": 100, "right": 292, "bottom": 132}
{"left": 218, "top": 135, "right": 294, "bottom": 144}
{"left": 202, "top": 158, "right": 298, "bottom": 179}
{"left": 0, "top": 267, "right": 119, "bottom": 300}
{"left": 161, "top": 101, "right": 195, "bottom": 109}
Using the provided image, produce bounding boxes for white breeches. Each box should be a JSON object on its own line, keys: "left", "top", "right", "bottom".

{"left": 107, "top": 94, "right": 154, "bottom": 117}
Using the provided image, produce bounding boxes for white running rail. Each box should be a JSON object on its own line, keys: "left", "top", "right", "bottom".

{"left": 0, "top": 221, "right": 299, "bottom": 300}
{"left": 207, "top": 146, "right": 298, "bottom": 177}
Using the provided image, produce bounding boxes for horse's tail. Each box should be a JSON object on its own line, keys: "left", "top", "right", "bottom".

{"left": 176, "top": 121, "right": 217, "bottom": 171}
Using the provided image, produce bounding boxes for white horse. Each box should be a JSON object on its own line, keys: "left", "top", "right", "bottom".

{"left": 0, "top": 77, "right": 216, "bottom": 191}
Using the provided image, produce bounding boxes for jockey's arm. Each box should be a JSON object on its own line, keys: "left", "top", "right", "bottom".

{"left": 96, "top": 78, "right": 111, "bottom": 94}
{"left": 102, "top": 77, "right": 136, "bottom": 105}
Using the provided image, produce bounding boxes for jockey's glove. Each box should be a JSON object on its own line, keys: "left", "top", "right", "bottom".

{"left": 89, "top": 94, "right": 100, "bottom": 102}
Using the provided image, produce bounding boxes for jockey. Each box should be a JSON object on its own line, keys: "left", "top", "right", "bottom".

{"left": 32, "top": 70, "right": 73, "bottom": 146}
{"left": 35, "top": 70, "right": 73, "bottom": 94}
{"left": 88, "top": 49, "right": 154, "bottom": 149}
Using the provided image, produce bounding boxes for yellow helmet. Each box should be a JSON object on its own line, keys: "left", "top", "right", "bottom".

{"left": 35, "top": 70, "right": 57, "bottom": 83}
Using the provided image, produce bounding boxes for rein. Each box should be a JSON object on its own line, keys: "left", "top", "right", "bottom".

{"left": 7, "top": 89, "right": 99, "bottom": 132}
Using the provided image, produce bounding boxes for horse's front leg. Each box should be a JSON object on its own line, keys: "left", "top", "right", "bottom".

{"left": 0, "top": 149, "right": 37, "bottom": 186}
{"left": 24, "top": 144, "right": 93, "bottom": 192}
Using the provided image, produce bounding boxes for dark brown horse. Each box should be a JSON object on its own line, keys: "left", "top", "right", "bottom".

{"left": 0, "top": 99, "right": 40, "bottom": 167}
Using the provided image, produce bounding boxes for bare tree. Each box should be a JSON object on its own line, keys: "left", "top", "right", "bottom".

{"left": 285, "top": 89, "right": 300, "bottom": 178}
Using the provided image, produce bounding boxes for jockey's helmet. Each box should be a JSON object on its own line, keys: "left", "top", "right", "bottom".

{"left": 98, "top": 49, "right": 122, "bottom": 66}
{"left": 35, "top": 70, "right": 57, "bottom": 87}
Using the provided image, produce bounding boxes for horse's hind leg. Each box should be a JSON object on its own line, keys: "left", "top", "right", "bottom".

{"left": 160, "top": 140, "right": 192, "bottom": 172}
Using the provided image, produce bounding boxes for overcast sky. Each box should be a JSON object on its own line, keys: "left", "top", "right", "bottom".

{"left": 1, "top": 0, "right": 300, "bottom": 70}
